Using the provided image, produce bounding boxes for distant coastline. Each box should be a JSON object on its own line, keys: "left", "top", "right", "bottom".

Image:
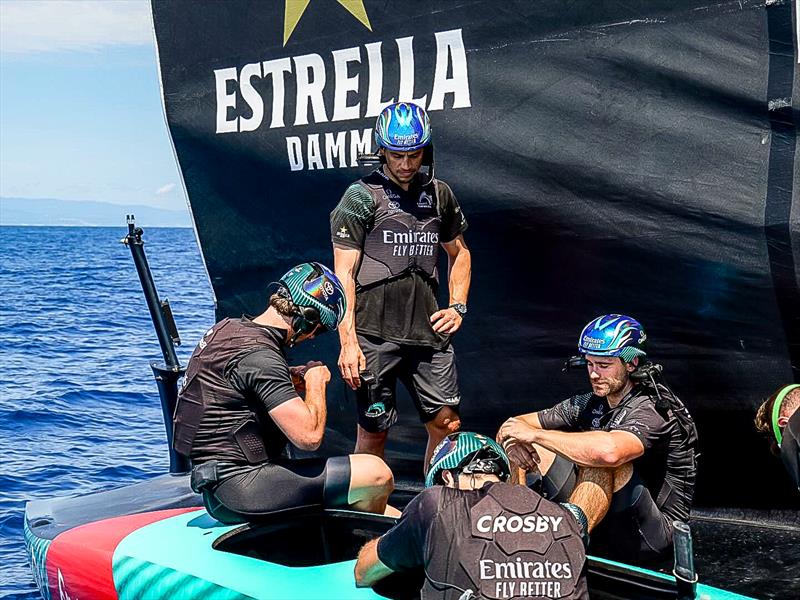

{"left": 0, "top": 197, "right": 191, "bottom": 228}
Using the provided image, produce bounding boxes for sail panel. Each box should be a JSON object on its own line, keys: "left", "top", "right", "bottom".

{"left": 151, "top": 0, "right": 800, "bottom": 506}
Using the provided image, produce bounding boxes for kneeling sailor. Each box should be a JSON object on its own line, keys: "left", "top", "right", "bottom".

{"left": 355, "top": 432, "right": 590, "bottom": 599}
{"left": 173, "top": 262, "right": 398, "bottom": 522}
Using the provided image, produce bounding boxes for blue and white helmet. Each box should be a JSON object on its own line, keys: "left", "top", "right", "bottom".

{"left": 578, "top": 314, "right": 647, "bottom": 363}
{"left": 374, "top": 102, "right": 431, "bottom": 152}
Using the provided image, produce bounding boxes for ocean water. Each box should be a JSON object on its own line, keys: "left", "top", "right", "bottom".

{"left": 0, "top": 226, "right": 215, "bottom": 599}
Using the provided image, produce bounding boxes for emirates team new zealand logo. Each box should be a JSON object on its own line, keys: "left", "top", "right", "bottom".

{"left": 417, "top": 192, "right": 433, "bottom": 208}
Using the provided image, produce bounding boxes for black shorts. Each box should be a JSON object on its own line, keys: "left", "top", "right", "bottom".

{"left": 539, "top": 455, "right": 673, "bottom": 564}
{"left": 356, "top": 333, "right": 460, "bottom": 433}
{"left": 206, "top": 456, "right": 351, "bottom": 524}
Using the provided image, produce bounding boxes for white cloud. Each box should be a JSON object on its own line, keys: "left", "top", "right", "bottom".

{"left": 0, "top": 0, "right": 151, "bottom": 55}
{"left": 155, "top": 183, "right": 176, "bottom": 195}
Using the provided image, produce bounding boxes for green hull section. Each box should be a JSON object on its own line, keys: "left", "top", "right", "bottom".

{"left": 110, "top": 509, "right": 753, "bottom": 600}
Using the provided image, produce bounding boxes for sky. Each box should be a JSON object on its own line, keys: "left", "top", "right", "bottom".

{"left": 0, "top": 0, "right": 184, "bottom": 211}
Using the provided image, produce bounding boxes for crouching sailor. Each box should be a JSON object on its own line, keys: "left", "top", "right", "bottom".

{"left": 755, "top": 384, "right": 800, "bottom": 491}
{"left": 498, "top": 314, "right": 698, "bottom": 565}
{"left": 173, "top": 262, "right": 398, "bottom": 523}
{"left": 354, "top": 432, "right": 590, "bottom": 599}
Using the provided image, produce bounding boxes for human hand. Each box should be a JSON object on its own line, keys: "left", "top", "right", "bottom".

{"left": 289, "top": 361, "right": 325, "bottom": 393}
{"left": 338, "top": 342, "right": 366, "bottom": 390}
{"left": 430, "top": 307, "right": 462, "bottom": 335}
{"left": 503, "top": 439, "right": 541, "bottom": 473}
{"left": 304, "top": 364, "right": 331, "bottom": 387}
{"left": 498, "top": 417, "right": 538, "bottom": 445}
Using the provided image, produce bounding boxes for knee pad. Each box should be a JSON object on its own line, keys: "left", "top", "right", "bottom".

{"left": 323, "top": 456, "right": 352, "bottom": 508}
{"left": 609, "top": 477, "right": 645, "bottom": 514}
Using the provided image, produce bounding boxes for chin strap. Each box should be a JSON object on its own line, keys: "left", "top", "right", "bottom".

{"left": 772, "top": 384, "right": 800, "bottom": 445}
{"left": 286, "top": 330, "right": 300, "bottom": 348}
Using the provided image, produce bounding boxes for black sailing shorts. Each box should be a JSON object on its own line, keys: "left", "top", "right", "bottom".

{"left": 206, "top": 456, "right": 352, "bottom": 523}
{"left": 355, "top": 333, "right": 460, "bottom": 433}
{"left": 539, "top": 454, "right": 673, "bottom": 564}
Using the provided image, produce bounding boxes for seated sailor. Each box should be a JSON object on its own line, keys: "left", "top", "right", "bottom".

{"left": 172, "top": 262, "right": 398, "bottom": 523}
{"left": 497, "top": 314, "right": 699, "bottom": 564}
{"left": 754, "top": 384, "right": 800, "bottom": 491}
{"left": 355, "top": 432, "right": 591, "bottom": 599}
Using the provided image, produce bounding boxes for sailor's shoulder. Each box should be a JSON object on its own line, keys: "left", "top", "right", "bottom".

{"left": 359, "top": 170, "right": 390, "bottom": 189}
{"left": 406, "top": 486, "right": 446, "bottom": 518}
{"left": 343, "top": 180, "right": 378, "bottom": 203}
{"left": 630, "top": 384, "right": 679, "bottom": 407}
{"left": 432, "top": 178, "right": 453, "bottom": 193}
{"left": 566, "top": 392, "right": 595, "bottom": 411}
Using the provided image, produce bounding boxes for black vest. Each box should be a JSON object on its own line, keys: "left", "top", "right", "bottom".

{"left": 357, "top": 170, "right": 442, "bottom": 287}
{"left": 426, "top": 484, "right": 588, "bottom": 599}
{"left": 173, "top": 318, "right": 286, "bottom": 465}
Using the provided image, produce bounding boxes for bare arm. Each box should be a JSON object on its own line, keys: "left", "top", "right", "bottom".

{"left": 501, "top": 418, "right": 645, "bottom": 468}
{"left": 497, "top": 412, "right": 543, "bottom": 444}
{"left": 430, "top": 235, "right": 472, "bottom": 335}
{"left": 333, "top": 245, "right": 366, "bottom": 389}
{"left": 354, "top": 538, "right": 394, "bottom": 587}
{"left": 267, "top": 366, "right": 329, "bottom": 451}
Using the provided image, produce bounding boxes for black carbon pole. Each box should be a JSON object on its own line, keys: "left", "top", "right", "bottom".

{"left": 122, "top": 215, "right": 189, "bottom": 474}
{"left": 124, "top": 216, "right": 180, "bottom": 368}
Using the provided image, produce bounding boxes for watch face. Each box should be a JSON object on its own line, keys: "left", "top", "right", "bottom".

{"left": 452, "top": 303, "right": 467, "bottom": 315}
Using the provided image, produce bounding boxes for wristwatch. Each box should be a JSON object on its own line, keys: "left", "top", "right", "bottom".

{"left": 449, "top": 303, "right": 468, "bottom": 317}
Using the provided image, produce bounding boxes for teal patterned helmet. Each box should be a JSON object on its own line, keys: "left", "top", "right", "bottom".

{"left": 578, "top": 314, "right": 647, "bottom": 363}
{"left": 374, "top": 102, "right": 431, "bottom": 152}
{"left": 278, "top": 262, "right": 346, "bottom": 332}
{"left": 425, "top": 432, "right": 511, "bottom": 488}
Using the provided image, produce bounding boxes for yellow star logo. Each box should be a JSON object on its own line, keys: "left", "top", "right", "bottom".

{"left": 284, "top": 0, "right": 372, "bottom": 46}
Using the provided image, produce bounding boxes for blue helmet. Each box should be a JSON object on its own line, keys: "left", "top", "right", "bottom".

{"left": 374, "top": 102, "right": 431, "bottom": 152}
{"left": 278, "top": 262, "right": 346, "bottom": 332}
{"left": 578, "top": 314, "right": 647, "bottom": 363}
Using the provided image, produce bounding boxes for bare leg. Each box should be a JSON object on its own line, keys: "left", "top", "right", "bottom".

{"left": 423, "top": 406, "right": 461, "bottom": 471}
{"left": 347, "top": 454, "right": 400, "bottom": 516}
{"left": 568, "top": 462, "right": 633, "bottom": 532}
{"left": 355, "top": 425, "right": 389, "bottom": 459}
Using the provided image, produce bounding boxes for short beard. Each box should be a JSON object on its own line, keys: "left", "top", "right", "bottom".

{"left": 591, "top": 374, "right": 628, "bottom": 397}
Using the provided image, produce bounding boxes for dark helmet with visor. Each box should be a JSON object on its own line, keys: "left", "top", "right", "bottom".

{"left": 578, "top": 314, "right": 647, "bottom": 363}
{"left": 425, "top": 432, "right": 511, "bottom": 488}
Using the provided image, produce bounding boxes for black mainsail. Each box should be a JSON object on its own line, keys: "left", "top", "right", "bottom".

{"left": 150, "top": 0, "right": 800, "bottom": 513}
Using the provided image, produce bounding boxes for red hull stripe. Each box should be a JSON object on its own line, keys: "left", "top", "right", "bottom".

{"left": 46, "top": 508, "right": 202, "bottom": 600}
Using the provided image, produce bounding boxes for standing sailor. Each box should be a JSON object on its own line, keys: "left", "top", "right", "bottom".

{"left": 330, "top": 102, "right": 471, "bottom": 468}
{"left": 354, "top": 432, "right": 590, "bottom": 599}
{"left": 172, "top": 262, "right": 397, "bottom": 522}
{"left": 755, "top": 384, "right": 800, "bottom": 491}
{"left": 498, "top": 314, "right": 698, "bottom": 564}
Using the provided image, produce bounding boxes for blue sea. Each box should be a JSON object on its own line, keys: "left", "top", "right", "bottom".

{"left": 0, "top": 226, "right": 215, "bottom": 599}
